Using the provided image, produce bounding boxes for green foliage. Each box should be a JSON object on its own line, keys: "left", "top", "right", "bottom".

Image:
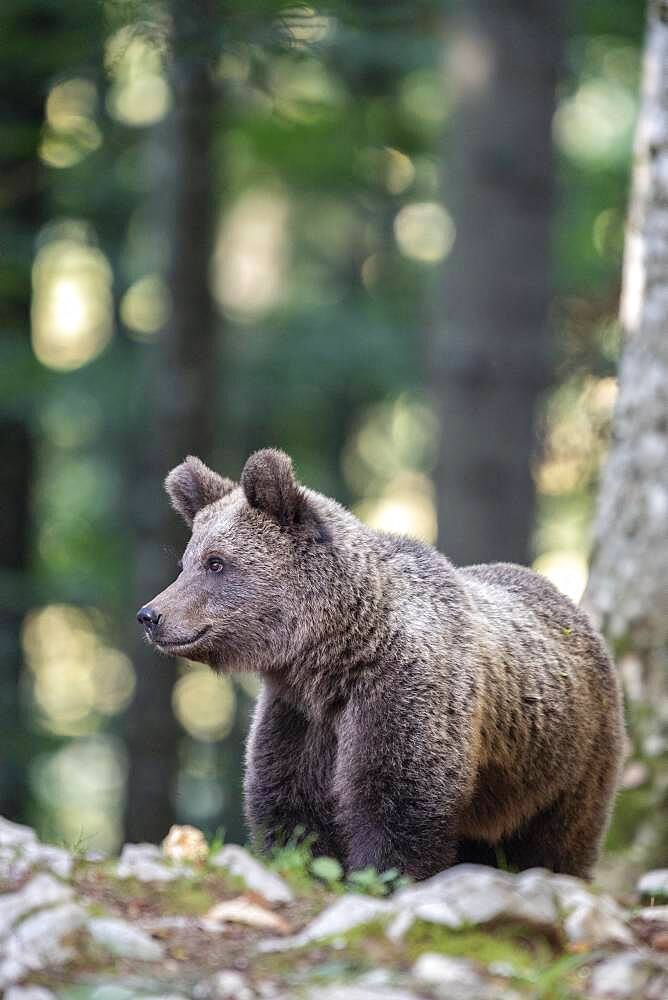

{"left": 404, "top": 919, "right": 545, "bottom": 972}
{"left": 266, "top": 827, "right": 320, "bottom": 891}
{"left": 263, "top": 830, "right": 408, "bottom": 897}
{"left": 207, "top": 826, "right": 226, "bottom": 857}
{"left": 346, "top": 865, "right": 409, "bottom": 896}
{"left": 310, "top": 855, "right": 345, "bottom": 887}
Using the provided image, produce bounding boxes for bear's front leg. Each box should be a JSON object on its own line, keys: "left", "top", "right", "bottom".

{"left": 244, "top": 684, "right": 341, "bottom": 858}
{"left": 334, "top": 682, "right": 467, "bottom": 880}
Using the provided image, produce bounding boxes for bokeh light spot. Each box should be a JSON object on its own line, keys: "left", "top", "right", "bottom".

{"left": 173, "top": 667, "right": 236, "bottom": 742}
{"left": 121, "top": 273, "right": 170, "bottom": 337}
{"left": 105, "top": 27, "right": 171, "bottom": 127}
{"left": 533, "top": 551, "right": 589, "bottom": 604}
{"left": 213, "top": 188, "right": 289, "bottom": 319}
{"left": 394, "top": 202, "right": 455, "bottom": 263}
{"left": 31, "top": 226, "right": 113, "bottom": 370}
{"left": 31, "top": 735, "right": 127, "bottom": 853}
{"left": 22, "top": 605, "right": 135, "bottom": 737}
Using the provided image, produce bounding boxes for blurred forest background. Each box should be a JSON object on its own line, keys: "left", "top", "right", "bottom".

{"left": 1, "top": 0, "right": 663, "bottom": 885}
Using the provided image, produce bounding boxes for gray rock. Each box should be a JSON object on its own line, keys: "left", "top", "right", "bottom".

{"left": 0, "top": 902, "right": 87, "bottom": 987}
{"left": 638, "top": 870, "right": 668, "bottom": 898}
{"left": 306, "top": 986, "right": 420, "bottom": 1000}
{"left": 23, "top": 841, "right": 73, "bottom": 879}
{"left": 87, "top": 988, "right": 138, "bottom": 1000}
{"left": 209, "top": 845, "right": 294, "bottom": 904}
{"left": 88, "top": 917, "right": 165, "bottom": 961}
{"left": 255, "top": 981, "right": 281, "bottom": 998}
{"left": 193, "top": 969, "right": 254, "bottom": 999}
{"left": 590, "top": 952, "right": 653, "bottom": 997}
{"left": 0, "top": 824, "right": 73, "bottom": 882}
{"left": 413, "top": 953, "right": 493, "bottom": 1000}
{"left": 142, "top": 995, "right": 191, "bottom": 1000}
{"left": 355, "top": 969, "right": 394, "bottom": 987}
{"left": 636, "top": 905, "right": 668, "bottom": 922}
{"left": 84, "top": 850, "right": 108, "bottom": 862}
{"left": 520, "top": 870, "right": 632, "bottom": 945}
{"left": 5, "top": 988, "right": 57, "bottom": 1000}
{"left": 390, "top": 865, "right": 558, "bottom": 939}
{"left": 139, "top": 914, "right": 200, "bottom": 933}
{"left": 116, "top": 843, "right": 193, "bottom": 882}
{"left": 258, "top": 895, "right": 393, "bottom": 952}
{"left": 563, "top": 900, "right": 633, "bottom": 946}
{"left": 0, "top": 872, "right": 74, "bottom": 938}
{"left": 646, "top": 974, "right": 668, "bottom": 1000}
{"left": 0, "top": 818, "right": 37, "bottom": 848}
{"left": 386, "top": 901, "right": 456, "bottom": 941}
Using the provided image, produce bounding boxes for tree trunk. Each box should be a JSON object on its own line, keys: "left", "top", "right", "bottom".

{"left": 0, "top": 1, "right": 54, "bottom": 820}
{"left": 124, "top": 0, "right": 220, "bottom": 843}
{"left": 431, "top": 0, "right": 561, "bottom": 567}
{"left": 585, "top": 3, "right": 668, "bottom": 724}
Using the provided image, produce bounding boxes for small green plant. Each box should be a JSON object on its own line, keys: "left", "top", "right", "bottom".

{"left": 63, "top": 827, "right": 95, "bottom": 857}
{"left": 310, "top": 855, "right": 345, "bottom": 889}
{"left": 346, "top": 866, "right": 409, "bottom": 896}
{"left": 207, "top": 826, "right": 226, "bottom": 857}
{"left": 266, "top": 827, "right": 319, "bottom": 890}
{"left": 526, "top": 951, "right": 592, "bottom": 999}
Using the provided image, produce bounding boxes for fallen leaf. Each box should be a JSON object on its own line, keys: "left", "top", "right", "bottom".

{"left": 204, "top": 895, "right": 290, "bottom": 934}
{"left": 651, "top": 930, "right": 668, "bottom": 951}
{"left": 162, "top": 824, "right": 209, "bottom": 864}
{"left": 566, "top": 941, "right": 591, "bottom": 954}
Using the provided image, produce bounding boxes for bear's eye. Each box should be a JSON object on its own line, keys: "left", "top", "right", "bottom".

{"left": 206, "top": 556, "right": 225, "bottom": 574}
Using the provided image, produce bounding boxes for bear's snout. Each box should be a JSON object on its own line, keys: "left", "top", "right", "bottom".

{"left": 136, "top": 605, "right": 162, "bottom": 635}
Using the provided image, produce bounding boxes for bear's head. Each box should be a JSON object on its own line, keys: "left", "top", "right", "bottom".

{"left": 136, "top": 449, "right": 341, "bottom": 672}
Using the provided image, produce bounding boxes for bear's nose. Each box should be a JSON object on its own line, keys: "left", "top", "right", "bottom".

{"left": 136, "top": 605, "right": 162, "bottom": 631}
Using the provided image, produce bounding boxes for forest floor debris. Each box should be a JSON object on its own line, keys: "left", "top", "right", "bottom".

{"left": 1, "top": 817, "right": 668, "bottom": 998}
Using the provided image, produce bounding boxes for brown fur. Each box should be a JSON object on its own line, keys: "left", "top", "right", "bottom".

{"left": 140, "top": 449, "right": 625, "bottom": 879}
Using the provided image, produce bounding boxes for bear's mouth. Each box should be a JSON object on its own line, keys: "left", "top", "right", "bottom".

{"left": 153, "top": 625, "right": 210, "bottom": 650}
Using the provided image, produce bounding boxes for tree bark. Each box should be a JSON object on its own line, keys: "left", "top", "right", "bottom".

{"left": 584, "top": 1, "right": 668, "bottom": 707}
{"left": 0, "top": 1, "right": 54, "bottom": 820}
{"left": 431, "top": 0, "right": 561, "bottom": 567}
{"left": 124, "top": 0, "right": 220, "bottom": 843}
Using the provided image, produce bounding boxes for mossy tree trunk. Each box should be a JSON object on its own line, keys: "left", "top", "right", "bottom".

{"left": 584, "top": 0, "right": 668, "bottom": 867}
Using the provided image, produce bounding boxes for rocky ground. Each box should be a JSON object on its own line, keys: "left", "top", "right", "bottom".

{"left": 2, "top": 817, "right": 668, "bottom": 999}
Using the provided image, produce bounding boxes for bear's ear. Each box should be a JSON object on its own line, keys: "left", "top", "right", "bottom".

{"left": 165, "top": 456, "right": 236, "bottom": 528}
{"left": 241, "top": 448, "right": 305, "bottom": 526}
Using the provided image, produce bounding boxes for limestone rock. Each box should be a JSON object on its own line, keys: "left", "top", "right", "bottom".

{"left": 0, "top": 902, "right": 87, "bottom": 987}
{"left": 636, "top": 905, "right": 668, "bottom": 923}
{"left": 209, "top": 845, "right": 293, "bottom": 904}
{"left": 563, "top": 899, "right": 633, "bottom": 947}
{"left": 116, "top": 843, "right": 193, "bottom": 882}
{"left": 0, "top": 819, "right": 73, "bottom": 882}
{"left": 589, "top": 952, "right": 654, "bottom": 997}
{"left": 5, "top": 989, "right": 57, "bottom": 1000}
{"left": 0, "top": 873, "right": 74, "bottom": 939}
{"left": 0, "top": 818, "right": 37, "bottom": 849}
{"left": 306, "top": 987, "right": 420, "bottom": 1000}
{"left": 193, "top": 969, "right": 254, "bottom": 999}
{"left": 389, "top": 865, "right": 558, "bottom": 939}
{"left": 638, "top": 870, "right": 668, "bottom": 899}
{"left": 413, "top": 953, "right": 494, "bottom": 1000}
{"left": 258, "top": 895, "right": 393, "bottom": 952}
{"left": 88, "top": 917, "right": 166, "bottom": 960}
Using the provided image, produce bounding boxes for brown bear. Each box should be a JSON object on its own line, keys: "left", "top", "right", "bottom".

{"left": 137, "top": 448, "right": 624, "bottom": 880}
